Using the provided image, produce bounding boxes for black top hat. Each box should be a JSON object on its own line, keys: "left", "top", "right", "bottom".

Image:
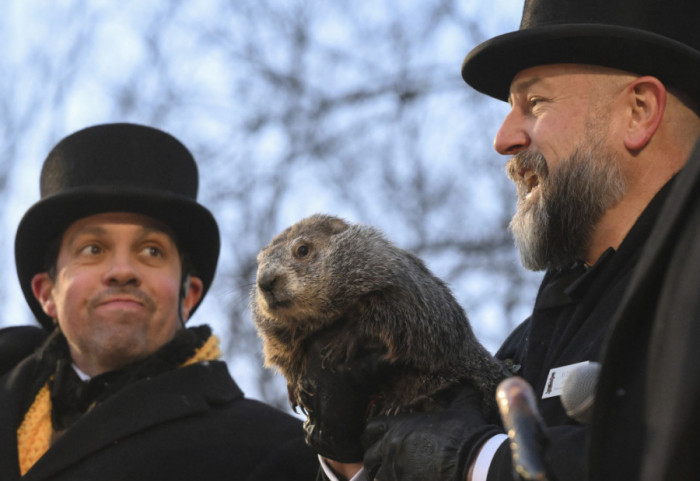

{"left": 462, "top": 0, "right": 700, "bottom": 104}
{"left": 15, "top": 123, "right": 220, "bottom": 329}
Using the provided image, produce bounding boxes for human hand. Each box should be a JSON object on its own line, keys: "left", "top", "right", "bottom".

{"left": 362, "top": 383, "right": 503, "bottom": 481}
{"left": 299, "top": 334, "right": 390, "bottom": 463}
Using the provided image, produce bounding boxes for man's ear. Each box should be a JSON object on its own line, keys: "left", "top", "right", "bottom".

{"left": 622, "top": 76, "right": 667, "bottom": 151}
{"left": 31, "top": 273, "right": 57, "bottom": 318}
{"left": 180, "top": 276, "right": 204, "bottom": 322}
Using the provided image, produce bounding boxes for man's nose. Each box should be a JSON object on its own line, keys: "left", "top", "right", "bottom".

{"left": 494, "top": 108, "right": 530, "bottom": 156}
{"left": 103, "top": 253, "right": 141, "bottom": 286}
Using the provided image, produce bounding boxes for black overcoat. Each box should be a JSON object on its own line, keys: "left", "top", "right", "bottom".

{"left": 589, "top": 140, "right": 700, "bottom": 480}
{"left": 0, "top": 355, "right": 319, "bottom": 480}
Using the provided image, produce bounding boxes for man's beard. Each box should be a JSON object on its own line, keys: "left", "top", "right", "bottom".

{"left": 506, "top": 136, "right": 627, "bottom": 271}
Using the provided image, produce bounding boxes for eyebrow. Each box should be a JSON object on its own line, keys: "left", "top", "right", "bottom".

{"left": 508, "top": 75, "right": 542, "bottom": 105}
{"left": 66, "top": 225, "right": 107, "bottom": 246}
{"left": 66, "top": 223, "right": 172, "bottom": 246}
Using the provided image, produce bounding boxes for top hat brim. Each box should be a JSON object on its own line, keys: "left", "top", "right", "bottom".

{"left": 462, "top": 24, "right": 700, "bottom": 104}
{"left": 15, "top": 187, "right": 220, "bottom": 329}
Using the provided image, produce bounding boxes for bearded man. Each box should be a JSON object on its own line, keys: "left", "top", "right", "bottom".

{"left": 315, "top": 1, "right": 700, "bottom": 480}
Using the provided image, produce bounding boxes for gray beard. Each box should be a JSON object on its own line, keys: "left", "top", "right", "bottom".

{"left": 507, "top": 138, "right": 627, "bottom": 271}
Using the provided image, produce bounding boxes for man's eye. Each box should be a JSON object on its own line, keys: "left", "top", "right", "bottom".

{"left": 142, "top": 246, "right": 163, "bottom": 257}
{"left": 79, "top": 244, "right": 101, "bottom": 255}
{"left": 528, "top": 97, "right": 544, "bottom": 108}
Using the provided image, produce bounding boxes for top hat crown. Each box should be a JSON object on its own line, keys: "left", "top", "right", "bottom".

{"left": 39, "top": 124, "right": 199, "bottom": 198}
{"left": 462, "top": 0, "right": 700, "bottom": 104}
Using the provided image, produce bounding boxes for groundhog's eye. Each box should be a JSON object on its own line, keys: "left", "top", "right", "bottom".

{"left": 295, "top": 244, "right": 310, "bottom": 258}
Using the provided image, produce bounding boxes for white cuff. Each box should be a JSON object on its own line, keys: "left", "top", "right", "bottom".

{"left": 318, "top": 455, "right": 368, "bottom": 481}
{"left": 471, "top": 433, "right": 509, "bottom": 481}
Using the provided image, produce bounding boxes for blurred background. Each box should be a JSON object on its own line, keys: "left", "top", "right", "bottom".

{"left": 1, "top": 0, "right": 541, "bottom": 412}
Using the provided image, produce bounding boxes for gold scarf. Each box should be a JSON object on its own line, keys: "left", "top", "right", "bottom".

{"left": 16, "top": 334, "right": 221, "bottom": 475}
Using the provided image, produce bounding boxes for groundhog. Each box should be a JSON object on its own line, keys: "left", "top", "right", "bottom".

{"left": 251, "top": 213, "right": 508, "bottom": 421}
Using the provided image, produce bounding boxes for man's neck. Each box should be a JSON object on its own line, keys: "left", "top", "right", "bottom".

{"left": 585, "top": 170, "right": 677, "bottom": 265}
{"left": 585, "top": 200, "right": 641, "bottom": 265}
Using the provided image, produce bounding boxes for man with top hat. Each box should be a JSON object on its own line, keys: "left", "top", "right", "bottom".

{"left": 0, "top": 123, "right": 319, "bottom": 480}
{"left": 315, "top": 0, "right": 700, "bottom": 480}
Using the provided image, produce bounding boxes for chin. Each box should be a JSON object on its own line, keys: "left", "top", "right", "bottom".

{"left": 94, "top": 332, "right": 153, "bottom": 364}
{"left": 101, "top": 347, "right": 155, "bottom": 373}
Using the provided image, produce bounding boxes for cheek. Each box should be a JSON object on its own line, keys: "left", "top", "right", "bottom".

{"left": 149, "top": 275, "right": 183, "bottom": 317}
{"left": 56, "top": 263, "right": 119, "bottom": 322}
{"left": 146, "top": 277, "right": 184, "bottom": 341}
{"left": 52, "top": 278, "right": 93, "bottom": 340}
{"left": 52, "top": 272, "right": 94, "bottom": 317}
{"left": 155, "top": 274, "right": 181, "bottom": 300}
{"left": 532, "top": 120, "right": 582, "bottom": 162}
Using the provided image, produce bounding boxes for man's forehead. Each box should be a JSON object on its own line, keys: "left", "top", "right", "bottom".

{"left": 510, "top": 64, "right": 583, "bottom": 93}
{"left": 63, "top": 212, "right": 175, "bottom": 240}
{"left": 509, "top": 64, "right": 631, "bottom": 97}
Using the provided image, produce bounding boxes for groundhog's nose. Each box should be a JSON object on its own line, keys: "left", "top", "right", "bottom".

{"left": 257, "top": 270, "right": 278, "bottom": 293}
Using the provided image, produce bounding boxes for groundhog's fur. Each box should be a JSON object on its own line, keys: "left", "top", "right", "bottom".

{"left": 251, "top": 214, "right": 507, "bottom": 418}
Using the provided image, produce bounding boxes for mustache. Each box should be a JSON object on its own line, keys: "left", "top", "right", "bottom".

{"left": 506, "top": 151, "right": 549, "bottom": 182}
{"left": 89, "top": 287, "right": 156, "bottom": 311}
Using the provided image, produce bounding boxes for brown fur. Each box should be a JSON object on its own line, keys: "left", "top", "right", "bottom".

{"left": 251, "top": 214, "right": 508, "bottom": 418}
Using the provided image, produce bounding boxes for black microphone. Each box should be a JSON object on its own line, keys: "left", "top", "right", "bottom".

{"left": 497, "top": 376, "right": 551, "bottom": 481}
{"left": 560, "top": 362, "right": 600, "bottom": 424}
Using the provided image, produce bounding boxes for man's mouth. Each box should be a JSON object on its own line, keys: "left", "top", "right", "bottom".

{"left": 522, "top": 169, "right": 540, "bottom": 199}
{"left": 90, "top": 289, "right": 154, "bottom": 312}
{"left": 506, "top": 152, "right": 547, "bottom": 202}
{"left": 98, "top": 297, "right": 144, "bottom": 309}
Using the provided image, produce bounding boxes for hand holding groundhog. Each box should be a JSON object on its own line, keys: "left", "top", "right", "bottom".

{"left": 251, "top": 214, "right": 508, "bottom": 458}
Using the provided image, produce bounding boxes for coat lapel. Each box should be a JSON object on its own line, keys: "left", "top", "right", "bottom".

{"left": 21, "top": 361, "right": 240, "bottom": 481}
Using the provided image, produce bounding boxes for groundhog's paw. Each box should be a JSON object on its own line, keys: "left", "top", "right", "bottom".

{"left": 318, "top": 342, "right": 347, "bottom": 368}
{"left": 287, "top": 382, "right": 306, "bottom": 414}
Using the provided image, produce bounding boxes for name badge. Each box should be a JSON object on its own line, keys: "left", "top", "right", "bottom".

{"left": 542, "top": 361, "right": 590, "bottom": 399}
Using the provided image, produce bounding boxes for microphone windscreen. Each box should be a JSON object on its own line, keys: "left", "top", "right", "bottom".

{"left": 560, "top": 362, "right": 600, "bottom": 424}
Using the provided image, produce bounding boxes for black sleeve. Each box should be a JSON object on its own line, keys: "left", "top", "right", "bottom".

{"left": 487, "top": 425, "right": 589, "bottom": 481}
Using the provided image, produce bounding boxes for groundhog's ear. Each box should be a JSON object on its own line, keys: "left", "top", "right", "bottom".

{"left": 328, "top": 217, "right": 349, "bottom": 235}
